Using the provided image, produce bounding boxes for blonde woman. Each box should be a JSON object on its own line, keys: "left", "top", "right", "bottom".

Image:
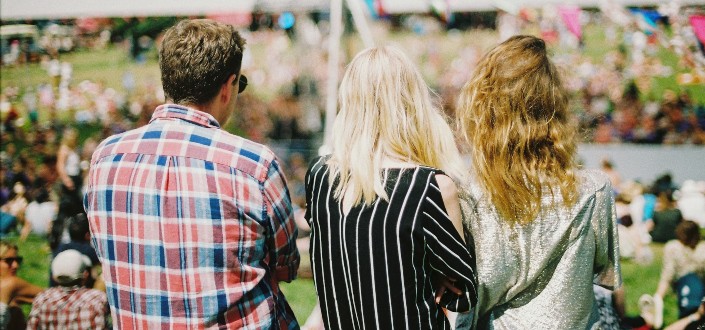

{"left": 52, "top": 127, "right": 83, "bottom": 250}
{"left": 0, "top": 241, "right": 42, "bottom": 329}
{"left": 455, "top": 35, "right": 621, "bottom": 329}
{"left": 305, "top": 46, "right": 477, "bottom": 329}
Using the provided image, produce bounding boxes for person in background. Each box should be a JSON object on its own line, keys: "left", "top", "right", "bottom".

{"left": 664, "top": 298, "right": 705, "bottom": 330}
{"left": 83, "top": 19, "right": 300, "bottom": 329}
{"left": 654, "top": 221, "right": 705, "bottom": 319}
{"left": 51, "top": 213, "right": 103, "bottom": 290}
{"left": 23, "top": 155, "right": 59, "bottom": 240}
{"left": 305, "top": 46, "right": 477, "bottom": 329}
{"left": 0, "top": 182, "right": 28, "bottom": 239}
{"left": 455, "top": 35, "right": 621, "bottom": 329}
{"left": 27, "top": 249, "right": 110, "bottom": 329}
{"left": 601, "top": 158, "right": 622, "bottom": 195}
{"left": 51, "top": 127, "right": 84, "bottom": 251}
{"left": 0, "top": 241, "right": 42, "bottom": 329}
{"left": 648, "top": 191, "right": 684, "bottom": 243}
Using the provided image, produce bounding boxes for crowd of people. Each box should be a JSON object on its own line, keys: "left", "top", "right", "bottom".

{"left": 0, "top": 13, "right": 704, "bottom": 330}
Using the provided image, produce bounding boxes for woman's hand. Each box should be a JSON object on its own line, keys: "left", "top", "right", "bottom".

{"left": 434, "top": 276, "right": 463, "bottom": 303}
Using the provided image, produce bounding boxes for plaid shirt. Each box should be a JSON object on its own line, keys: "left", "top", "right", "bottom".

{"left": 84, "top": 104, "right": 300, "bottom": 329}
{"left": 27, "top": 286, "right": 109, "bottom": 329}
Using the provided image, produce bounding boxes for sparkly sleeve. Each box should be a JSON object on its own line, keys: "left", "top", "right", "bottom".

{"left": 422, "top": 174, "right": 478, "bottom": 312}
{"left": 592, "top": 177, "right": 622, "bottom": 290}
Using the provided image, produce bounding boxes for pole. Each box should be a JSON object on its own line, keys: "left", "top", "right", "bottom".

{"left": 346, "top": 0, "right": 375, "bottom": 48}
{"left": 322, "top": 0, "right": 344, "bottom": 153}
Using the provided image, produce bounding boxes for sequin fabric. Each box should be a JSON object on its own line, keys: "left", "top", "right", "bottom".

{"left": 460, "top": 169, "right": 621, "bottom": 330}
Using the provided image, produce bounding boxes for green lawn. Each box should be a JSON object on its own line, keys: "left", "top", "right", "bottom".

{"left": 1, "top": 232, "right": 682, "bottom": 326}
{"left": 0, "top": 47, "right": 160, "bottom": 94}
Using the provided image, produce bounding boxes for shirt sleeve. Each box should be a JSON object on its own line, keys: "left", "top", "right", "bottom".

{"left": 263, "top": 158, "right": 300, "bottom": 283}
{"left": 660, "top": 241, "right": 678, "bottom": 286}
{"left": 592, "top": 177, "right": 622, "bottom": 290}
{"left": 422, "top": 175, "right": 477, "bottom": 312}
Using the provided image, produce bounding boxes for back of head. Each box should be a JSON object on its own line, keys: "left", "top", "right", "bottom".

{"left": 52, "top": 249, "right": 91, "bottom": 286}
{"left": 61, "top": 127, "right": 78, "bottom": 148}
{"left": 456, "top": 35, "right": 578, "bottom": 224}
{"left": 675, "top": 220, "right": 701, "bottom": 249}
{"left": 67, "top": 213, "right": 90, "bottom": 242}
{"left": 329, "top": 45, "right": 465, "bottom": 205}
{"left": 159, "top": 19, "right": 246, "bottom": 106}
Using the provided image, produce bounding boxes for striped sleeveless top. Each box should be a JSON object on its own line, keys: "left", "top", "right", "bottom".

{"left": 305, "top": 156, "right": 477, "bottom": 329}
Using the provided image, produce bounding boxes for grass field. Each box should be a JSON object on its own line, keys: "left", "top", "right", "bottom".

{"left": 1, "top": 232, "right": 685, "bottom": 326}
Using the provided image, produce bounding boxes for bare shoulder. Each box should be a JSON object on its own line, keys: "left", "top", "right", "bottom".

{"left": 434, "top": 173, "right": 464, "bottom": 239}
{"left": 435, "top": 174, "right": 459, "bottom": 199}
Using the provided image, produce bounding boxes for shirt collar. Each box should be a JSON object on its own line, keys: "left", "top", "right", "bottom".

{"left": 149, "top": 104, "right": 221, "bottom": 128}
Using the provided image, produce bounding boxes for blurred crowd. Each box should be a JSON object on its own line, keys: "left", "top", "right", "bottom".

{"left": 1, "top": 6, "right": 705, "bottom": 328}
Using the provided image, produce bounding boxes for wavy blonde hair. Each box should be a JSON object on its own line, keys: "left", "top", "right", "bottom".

{"left": 456, "top": 35, "right": 578, "bottom": 225}
{"left": 328, "top": 46, "right": 466, "bottom": 206}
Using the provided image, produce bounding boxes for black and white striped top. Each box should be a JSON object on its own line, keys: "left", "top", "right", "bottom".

{"left": 305, "top": 157, "right": 477, "bottom": 330}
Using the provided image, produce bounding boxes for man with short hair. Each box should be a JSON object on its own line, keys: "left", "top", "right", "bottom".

{"left": 84, "top": 19, "right": 300, "bottom": 329}
{"left": 51, "top": 213, "right": 102, "bottom": 289}
{"left": 26, "top": 250, "right": 110, "bottom": 329}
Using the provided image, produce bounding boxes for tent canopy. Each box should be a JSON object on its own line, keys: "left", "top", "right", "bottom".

{"left": 3, "top": 0, "right": 703, "bottom": 20}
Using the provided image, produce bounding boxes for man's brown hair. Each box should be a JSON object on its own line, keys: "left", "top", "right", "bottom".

{"left": 159, "top": 19, "right": 246, "bottom": 105}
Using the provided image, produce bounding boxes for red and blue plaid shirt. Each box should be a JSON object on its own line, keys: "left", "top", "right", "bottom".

{"left": 84, "top": 104, "right": 300, "bottom": 329}
{"left": 27, "top": 286, "right": 110, "bottom": 330}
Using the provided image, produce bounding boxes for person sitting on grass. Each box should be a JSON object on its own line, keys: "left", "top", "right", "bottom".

{"left": 50, "top": 213, "right": 103, "bottom": 290}
{"left": 0, "top": 240, "right": 42, "bottom": 329}
{"left": 27, "top": 249, "right": 110, "bottom": 329}
{"left": 655, "top": 220, "right": 705, "bottom": 319}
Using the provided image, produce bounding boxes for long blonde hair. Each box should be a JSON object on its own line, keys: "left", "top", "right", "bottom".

{"left": 456, "top": 35, "right": 578, "bottom": 225}
{"left": 328, "top": 46, "right": 466, "bottom": 206}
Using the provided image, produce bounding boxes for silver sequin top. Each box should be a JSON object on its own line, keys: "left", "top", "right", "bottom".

{"left": 460, "top": 169, "right": 621, "bottom": 330}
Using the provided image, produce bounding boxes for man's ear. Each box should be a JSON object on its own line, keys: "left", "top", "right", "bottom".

{"left": 220, "top": 74, "right": 237, "bottom": 104}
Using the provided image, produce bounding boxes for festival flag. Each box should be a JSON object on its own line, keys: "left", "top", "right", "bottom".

{"left": 690, "top": 15, "right": 705, "bottom": 46}
{"left": 365, "top": 0, "right": 386, "bottom": 19}
{"left": 558, "top": 5, "right": 582, "bottom": 41}
{"left": 630, "top": 8, "right": 661, "bottom": 35}
{"left": 430, "top": 0, "right": 453, "bottom": 24}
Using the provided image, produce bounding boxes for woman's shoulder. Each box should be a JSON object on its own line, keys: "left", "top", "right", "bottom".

{"left": 663, "top": 239, "right": 684, "bottom": 252}
{"left": 307, "top": 155, "right": 330, "bottom": 173}
{"left": 576, "top": 169, "right": 612, "bottom": 195}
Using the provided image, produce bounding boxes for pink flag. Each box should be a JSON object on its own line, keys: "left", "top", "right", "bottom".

{"left": 559, "top": 5, "right": 582, "bottom": 40}
{"left": 690, "top": 15, "right": 705, "bottom": 45}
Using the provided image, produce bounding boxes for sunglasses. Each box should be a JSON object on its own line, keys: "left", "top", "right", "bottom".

{"left": 231, "top": 74, "right": 248, "bottom": 94}
{"left": 1, "top": 256, "right": 23, "bottom": 266}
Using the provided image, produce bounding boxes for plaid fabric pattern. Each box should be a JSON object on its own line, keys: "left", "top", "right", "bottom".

{"left": 84, "top": 104, "right": 300, "bottom": 329}
{"left": 27, "top": 286, "right": 109, "bottom": 329}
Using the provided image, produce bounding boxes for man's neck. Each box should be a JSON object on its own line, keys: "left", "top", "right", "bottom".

{"left": 175, "top": 102, "right": 223, "bottom": 124}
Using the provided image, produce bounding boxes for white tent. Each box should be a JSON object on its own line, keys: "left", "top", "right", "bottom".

{"left": 3, "top": 0, "right": 703, "bottom": 20}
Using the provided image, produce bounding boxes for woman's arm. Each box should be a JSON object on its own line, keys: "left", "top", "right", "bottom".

{"left": 9, "top": 276, "right": 43, "bottom": 305}
{"left": 57, "top": 144, "right": 74, "bottom": 190}
{"left": 436, "top": 174, "right": 464, "bottom": 243}
{"left": 656, "top": 242, "right": 677, "bottom": 297}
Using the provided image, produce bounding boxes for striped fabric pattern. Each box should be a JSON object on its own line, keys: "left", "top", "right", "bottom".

{"left": 305, "top": 157, "right": 477, "bottom": 330}
{"left": 84, "top": 104, "right": 299, "bottom": 329}
{"left": 27, "top": 287, "right": 109, "bottom": 329}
